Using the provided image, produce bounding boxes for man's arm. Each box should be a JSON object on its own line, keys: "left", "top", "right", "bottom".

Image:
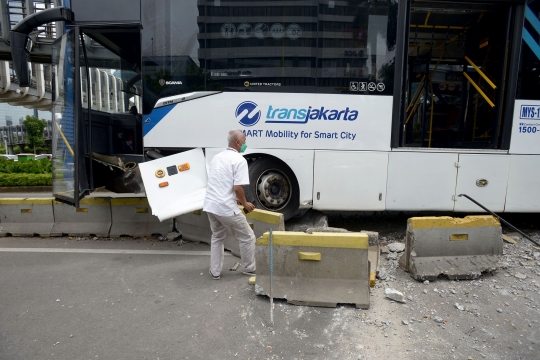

{"left": 234, "top": 185, "right": 255, "bottom": 213}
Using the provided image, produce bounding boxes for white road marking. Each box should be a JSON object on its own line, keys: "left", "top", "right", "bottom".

{"left": 0, "top": 248, "right": 225, "bottom": 256}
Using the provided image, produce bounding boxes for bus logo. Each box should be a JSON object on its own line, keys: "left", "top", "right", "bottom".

{"left": 236, "top": 101, "right": 261, "bottom": 127}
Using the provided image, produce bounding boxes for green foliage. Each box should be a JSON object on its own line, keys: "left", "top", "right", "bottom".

{"left": 13, "top": 145, "right": 20, "bottom": 154}
{"left": 23, "top": 115, "right": 47, "bottom": 153}
{"left": 0, "top": 173, "right": 52, "bottom": 186}
{"left": 0, "top": 157, "right": 52, "bottom": 174}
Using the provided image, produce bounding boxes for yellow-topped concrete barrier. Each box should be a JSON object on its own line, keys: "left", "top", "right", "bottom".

{"left": 109, "top": 197, "right": 172, "bottom": 237}
{"left": 0, "top": 198, "right": 54, "bottom": 237}
{"left": 399, "top": 216, "right": 502, "bottom": 281}
{"left": 51, "top": 198, "right": 112, "bottom": 237}
{"left": 255, "top": 231, "right": 370, "bottom": 309}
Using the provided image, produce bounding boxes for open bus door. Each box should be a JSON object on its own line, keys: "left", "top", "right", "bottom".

{"left": 52, "top": 27, "right": 89, "bottom": 207}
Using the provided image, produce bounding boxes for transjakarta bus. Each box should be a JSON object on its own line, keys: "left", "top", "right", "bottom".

{"left": 11, "top": 0, "right": 540, "bottom": 219}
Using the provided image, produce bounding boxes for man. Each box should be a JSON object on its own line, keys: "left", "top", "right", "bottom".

{"left": 203, "top": 129, "right": 256, "bottom": 280}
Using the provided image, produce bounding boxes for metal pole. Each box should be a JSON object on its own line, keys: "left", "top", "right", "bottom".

{"left": 269, "top": 229, "right": 274, "bottom": 328}
{"left": 458, "top": 194, "right": 540, "bottom": 247}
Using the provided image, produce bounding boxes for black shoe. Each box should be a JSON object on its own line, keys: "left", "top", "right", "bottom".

{"left": 242, "top": 270, "right": 256, "bottom": 276}
{"left": 209, "top": 269, "right": 220, "bottom": 280}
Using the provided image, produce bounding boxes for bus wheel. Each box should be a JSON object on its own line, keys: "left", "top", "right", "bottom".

{"left": 246, "top": 157, "right": 299, "bottom": 221}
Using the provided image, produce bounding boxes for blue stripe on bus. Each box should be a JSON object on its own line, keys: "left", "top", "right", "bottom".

{"left": 523, "top": 29, "right": 540, "bottom": 61}
{"left": 525, "top": 6, "right": 540, "bottom": 35}
{"left": 143, "top": 104, "right": 175, "bottom": 137}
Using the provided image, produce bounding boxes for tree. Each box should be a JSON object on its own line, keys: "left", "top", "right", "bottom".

{"left": 23, "top": 115, "right": 46, "bottom": 154}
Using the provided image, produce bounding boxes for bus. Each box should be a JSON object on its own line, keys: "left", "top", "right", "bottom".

{"left": 10, "top": 0, "right": 540, "bottom": 219}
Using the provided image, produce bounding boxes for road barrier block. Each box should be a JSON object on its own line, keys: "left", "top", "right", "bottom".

{"left": 175, "top": 208, "right": 284, "bottom": 256}
{"left": 0, "top": 198, "right": 54, "bottom": 237}
{"left": 399, "top": 216, "right": 502, "bottom": 281}
{"left": 255, "top": 232, "right": 370, "bottom": 308}
{"left": 109, "top": 198, "right": 173, "bottom": 237}
{"left": 51, "top": 198, "right": 111, "bottom": 237}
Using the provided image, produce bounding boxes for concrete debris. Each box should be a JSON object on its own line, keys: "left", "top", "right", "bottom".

{"left": 515, "top": 273, "right": 528, "bottom": 280}
{"left": 455, "top": 303, "right": 465, "bottom": 311}
{"left": 424, "top": 280, "right": 430, "bottom": 285}
{"left": 286, "top": 209, "right": 328, "bottom": 232}
{"left": 385, "top": 288, "right": 406, "bottom": 303}
{"left": 402, "top": 320, "right": 409, "bottom": 325}
{"left": 387, "top": 252, "right": 398, "bottom": 260}
{"left": 376, "top": 267, "right": 388, "bottom": 280}
{"left": 166, "top": 231, "right": 182, "bottom": 241}
{"left": 423, "top": 289, "right": 428, "bottom": 294}
{"left": 229, "top": 262, "right": 240, "bottom": 271}
{"left": 434, "top": 316, "right": 444, "bottom": 323}
{"left": 387, "top": 242, "right": 405, "bottom": 253}
{"left": 496, "top": 308, "right": 503, "bottom": 313}
{"left": 502, "top": 234, "right": 517, "bottom": 244}
{"left": 380, "top": 246, "right": 389, "bottom": 254}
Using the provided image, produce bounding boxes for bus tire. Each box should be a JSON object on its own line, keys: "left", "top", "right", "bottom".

{"left": 245, "top": 157, "right": 299, "bottom": 221}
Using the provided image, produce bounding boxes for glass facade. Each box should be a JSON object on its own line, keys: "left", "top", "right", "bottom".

{"left": 141, "top": 0, "right": 399, "bottom": 114}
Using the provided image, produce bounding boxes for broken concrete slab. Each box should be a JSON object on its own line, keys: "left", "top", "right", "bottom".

{"left": 285, "top": 209, "right": 328, "bottom": 232}
{"left": 399, "top": 216, "right": 502, "bottom": 281}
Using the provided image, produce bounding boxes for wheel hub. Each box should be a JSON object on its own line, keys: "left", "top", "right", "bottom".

{"left": 256, "top": 171, "right": 290, "bottom": 210}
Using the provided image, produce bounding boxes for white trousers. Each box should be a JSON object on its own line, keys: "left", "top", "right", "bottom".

{"left": 207, "top": 212, "right": 256, "bottom": 276}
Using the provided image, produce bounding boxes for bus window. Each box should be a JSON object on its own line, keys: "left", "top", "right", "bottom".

{"left": 517, "top": 0, "right": 540, "bottom": 100}
{"left": 141, "top": 0, "right": 399, "bottom": 114}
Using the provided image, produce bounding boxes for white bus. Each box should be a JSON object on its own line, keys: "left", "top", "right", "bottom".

{"left": 11, "top": 0, "right": 540, "bottom": 218}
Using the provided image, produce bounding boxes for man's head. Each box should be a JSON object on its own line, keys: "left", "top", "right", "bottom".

{"left": 227, "top": 129, "right": 246, "bottom": 152}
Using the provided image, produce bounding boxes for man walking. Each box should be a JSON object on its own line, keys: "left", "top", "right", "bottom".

{"left": 203, "top": 129, "right": 256, "bottom": 280}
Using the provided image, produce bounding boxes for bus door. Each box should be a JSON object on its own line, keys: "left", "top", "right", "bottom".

{"left": 52, "top": 28, "right": 87, "bottom": 207}
{"left": 401, "top": 0, "right": 519, "bottom": 150}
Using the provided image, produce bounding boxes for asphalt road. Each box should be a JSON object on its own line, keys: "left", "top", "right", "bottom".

{"left": 0, "top": 237, "right": 351, "bottom": 360}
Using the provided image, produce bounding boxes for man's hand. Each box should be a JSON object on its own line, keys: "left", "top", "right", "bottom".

{"left": 234, "top": 185, "right": 255, "bottom": 213}
{"left": 243, "top": 202, "right": 255, "bottom": 213}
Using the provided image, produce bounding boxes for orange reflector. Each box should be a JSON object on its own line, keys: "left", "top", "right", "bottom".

{"left": 178, "top": 163, "right": 190, "bottom": 172}
{"left": 76, "top": 208, "right": 88, "bottom": 212}
{"left": 159, "top": 182, "right": 169, "bottom": 188}
{"left": 135, "top": 207, "right": 148, "bottom": 213}
{"left": 21, "top": 209, "right": 32, "bottom": 213}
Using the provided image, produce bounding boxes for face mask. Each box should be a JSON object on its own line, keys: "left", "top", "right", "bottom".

{"left": 239, "top": 142, "right": 247, "bottom": 153}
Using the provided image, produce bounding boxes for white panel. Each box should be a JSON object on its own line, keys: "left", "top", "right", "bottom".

{"left": 139, "top": 148, "right": 207, "bottom": 221}
{"left": 144, "top": 92, "right": 393, "bottom": 151}
{"left": 509, "top": 100, "right": 540, "bottom": 154}
{"left": 313, "top": 151, "right": 388, "bottom": 211}
{"left": 205, "top": 148, "right": 314, "bottom": 208}
{"left": 505, "top": 155, "right": 540, "bottom": 212}
{"left": 386, "top": 152, "right": 458, "bottom": 211}
{"left": 454, "top": 154, "right": 510, "bottom": 212}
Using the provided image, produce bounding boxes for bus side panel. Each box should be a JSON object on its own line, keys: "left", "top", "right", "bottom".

{"left": 386, "top": 152, "right": 458, "bottom": 211}
{"left": 143, "top": 93, "right": 393, "bottom": 151}
{"left": 509, "top": 100, "right": 540, "bottom": 154}
{"left": 454, "top": 154, "right": 510, "bottom": 213}
{"left": 505, "top": 155, "right": 540, "bottom": 212}
{"left": 312, "top": 151, "right": 388, "bottom": 211}
{"left": 204, "top": 148, "right": 314, "bottom": 209}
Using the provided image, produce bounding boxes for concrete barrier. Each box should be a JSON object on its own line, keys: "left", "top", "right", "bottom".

{"left": 109, "top": 198, "right": 173, "bottom": 237}
{"left": 51, "top": 198, "right": 111, "bottom": 237}
{"left": 0, "top": 198, "right": 54, "bottom": 237}
{"left": 255, "top": 231, "right": 370, "bottom": 308}
{"left": 175, "top": 208, "right": 284, "bottom": 256}
{"left": 399, "top": 216, "right": 502, "bottom": 281}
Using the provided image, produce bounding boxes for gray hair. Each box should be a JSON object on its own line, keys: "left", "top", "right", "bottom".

{"left": 227, "top": 129, "right": 243, "bottom": 144}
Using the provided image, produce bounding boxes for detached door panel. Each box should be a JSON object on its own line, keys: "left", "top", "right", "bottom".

{"left": 313, "top": 151, "right": 388, "bottom": 211}
{"left": 454, "top": 154, "right": 510, "bottom": 212}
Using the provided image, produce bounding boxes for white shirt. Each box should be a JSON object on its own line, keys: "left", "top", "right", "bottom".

{"left": 203, "top": 148, "right": 250, "bottom": 216}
